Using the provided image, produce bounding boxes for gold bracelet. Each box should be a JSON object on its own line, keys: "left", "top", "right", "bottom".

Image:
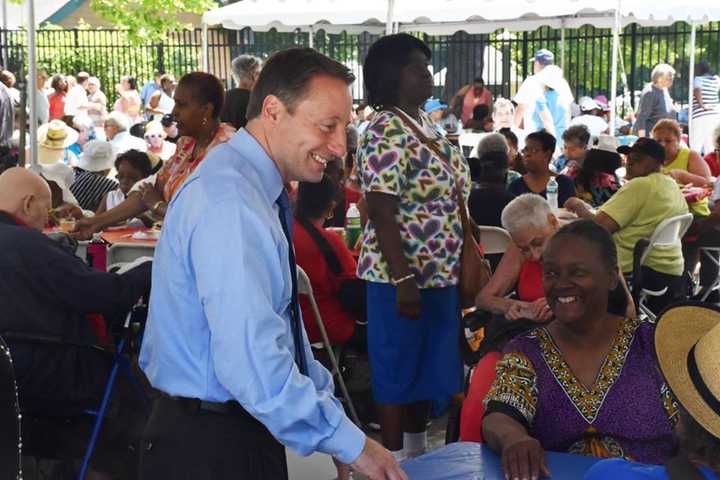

{"left": 390, "top": 273, "right": 416, "bottom": 286}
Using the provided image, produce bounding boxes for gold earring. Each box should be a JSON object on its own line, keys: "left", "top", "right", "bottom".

{"left": 202, "top": 118, "right": 207, "bottom": 126}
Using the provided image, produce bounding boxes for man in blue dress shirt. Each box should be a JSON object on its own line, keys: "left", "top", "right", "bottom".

{"left": 138, "top": 49, "right": 406, "bottom": 480}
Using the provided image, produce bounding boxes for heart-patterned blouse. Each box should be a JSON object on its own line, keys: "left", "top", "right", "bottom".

{"left": 356, "top": 109, "right": 470, "bottom": 289}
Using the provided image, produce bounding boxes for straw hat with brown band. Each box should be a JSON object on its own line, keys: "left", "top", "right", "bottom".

{"left": 656, "top": 303, "right": 720, "bottom": 440}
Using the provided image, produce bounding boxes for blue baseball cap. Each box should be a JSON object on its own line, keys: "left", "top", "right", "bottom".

{"left": 534, "top": 49, "right": 555, "bottom": 66}
{"left": 424, "top": 98, "right": 447, "bottom": 114}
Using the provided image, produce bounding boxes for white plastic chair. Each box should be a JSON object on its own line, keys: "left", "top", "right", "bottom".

{"left": 458, "top": 132, "right": 488, "bottom": 158}
{"left": 696, "top": 247, "right": 720, "bottom": 302}
{"left": 106, "top": 243, "right": 156, "bottom": 268}
{"left": 636, "top": 213, "right": 694, "bottom": 320}
{"left": 477, "top": 226, "right": 512, "bottom": 255}
{"left": 295, "top": 266, "right": 361, "bottom": 426}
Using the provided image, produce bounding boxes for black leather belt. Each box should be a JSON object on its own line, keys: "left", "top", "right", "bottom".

{"left": 165, "top": 395, "right": 251, "bottom": 417}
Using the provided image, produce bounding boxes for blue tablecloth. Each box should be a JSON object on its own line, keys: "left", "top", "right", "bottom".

{"left": 401, "top": 442, "right": 601, "bottom": 480}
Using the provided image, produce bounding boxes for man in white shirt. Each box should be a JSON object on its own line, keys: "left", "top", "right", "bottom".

{"left": 513, "top": 49, "right": 554, "bottom": 133}
{"left": 104, "top": 111, "right": 147, "bottom": 155}
{"left": 64, "top": 72, "right": 90, "bottom": 118}
{"left": 569, "top": 96, "right": 609, "bottom": 137}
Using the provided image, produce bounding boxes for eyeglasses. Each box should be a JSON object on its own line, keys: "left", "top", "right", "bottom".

{"left": 145, "top": 134, "right": 163, "bottom": 139}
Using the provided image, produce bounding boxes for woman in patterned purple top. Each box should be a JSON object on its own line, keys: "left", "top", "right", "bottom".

{"left": 482, "top": 220, "right": 677, "bottom": 480}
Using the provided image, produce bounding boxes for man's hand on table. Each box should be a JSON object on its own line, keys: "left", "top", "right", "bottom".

{"left": 351, "top": 437, "right": 408, "bottom": 480}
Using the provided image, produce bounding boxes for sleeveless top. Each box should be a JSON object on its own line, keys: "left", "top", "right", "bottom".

{"left": 517, "top": 259, "right": 544, "bottom": 302}
{"left": 662, "top": 147, "right": 710, "bottom": 217}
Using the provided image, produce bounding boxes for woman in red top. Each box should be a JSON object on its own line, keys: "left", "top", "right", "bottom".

{"left": 47, "top": 74, "right": 68, "bottom": 121}
{"left": 293, "top": 177, "right": 359, "bottom": 345}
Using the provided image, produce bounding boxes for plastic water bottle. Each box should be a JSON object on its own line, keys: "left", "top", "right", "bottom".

{"left": 345, "top": 203, "right": 361, "bottom": 249}
{"left": 546, "top": 177, "right": 559, "bottom": 212}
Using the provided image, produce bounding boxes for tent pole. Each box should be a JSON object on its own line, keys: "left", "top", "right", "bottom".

{"left": 688, "top": 23, "right": 697, "bottom": 143}
{"left": 386, "top": 0, "right": 395, "bottom": 36}
{"left": 201, "top": 23, "right": 209, "bottom": 72}
{"left": 308, "top": 25, "right": 314, "bottom": 49}
{"left": 560, "top": 21, "right": 565, "bottom": 71}
{"left": 27, "top": 0, "right": 37, "bottom": 170}
{"left": 1, "top": 0, "right": 8, "bottom": 68}
{"left": 609, "top": 1, "right": 621, "bottom": 137}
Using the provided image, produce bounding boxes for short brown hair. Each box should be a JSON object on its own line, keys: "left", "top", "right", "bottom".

{"left": 246, "top": 48, "right": 355, "bottom": 121}
{"left": 652, "top": 119, "right": 682, "bottom": 139}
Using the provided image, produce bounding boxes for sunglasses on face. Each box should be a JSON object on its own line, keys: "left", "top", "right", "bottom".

{"left": 145, "top": 134, "right": 163, "bottom": 139}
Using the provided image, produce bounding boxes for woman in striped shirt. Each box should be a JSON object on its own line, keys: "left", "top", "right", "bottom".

{"left": 691, "top": 61, "right": 720, "bottom": 156}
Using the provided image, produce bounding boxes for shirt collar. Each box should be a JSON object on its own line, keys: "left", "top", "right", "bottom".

{"left": 229, "top": 128, "right": 285, "bottom": 206}
{"left": 0, "top": 210, "right": 27, "bottom": 227}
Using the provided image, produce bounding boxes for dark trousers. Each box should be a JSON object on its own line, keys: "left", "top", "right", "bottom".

{"left": 139, "top": 396, "right": 288, "bottom": 480}
{"left": 627, "top": 267, "right": 686, "bottom": 315}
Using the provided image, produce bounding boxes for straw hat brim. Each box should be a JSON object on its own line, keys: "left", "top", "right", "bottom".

{"left": 37, "top": 122, "right": 80, "bottom": 149}
{"left": 656, "top": 303, "right": 720, "bottom": 439}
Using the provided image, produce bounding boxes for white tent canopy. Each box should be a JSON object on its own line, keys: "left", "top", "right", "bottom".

{"left": 202, "top": 0, "right": 719, "bottom": 34}
{"left": 202, "top": 0, "right": 389, "bottom": 34}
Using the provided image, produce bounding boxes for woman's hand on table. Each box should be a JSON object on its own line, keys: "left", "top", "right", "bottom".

{"left": 501, "top": 434, "right": 550, "bottom": 480}
{"left": 138, "top": 183, "right": 164, "bottom": 211}
{"left": 71, "top": 217, "right": 100, "bottom": 240}
{"left": 397, "top": 280, "right": 422, "bottom": 319}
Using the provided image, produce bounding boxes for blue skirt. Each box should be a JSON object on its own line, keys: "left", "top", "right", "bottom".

{"left": 366, "top": 282, "right": 463, "bottom": 404}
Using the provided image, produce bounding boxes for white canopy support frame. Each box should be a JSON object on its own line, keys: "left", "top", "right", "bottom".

{"left": 201, "top": 22, "right": 209, "bottom": 72}
{"left": 688, "top": 23, "right": 697, "bottom": 138}
{"left": 27, "top": 0, "right": 37, "bottom": 170}
{"left": 609, "top": 1, "right": 621, "bottom": 136}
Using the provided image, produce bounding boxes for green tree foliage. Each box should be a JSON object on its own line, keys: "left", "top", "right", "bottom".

{"left": 90, "top": 0, "right": 217, "bottom": 44}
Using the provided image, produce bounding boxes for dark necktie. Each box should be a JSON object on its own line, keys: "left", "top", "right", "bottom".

{"left": 276, "top": 190, "right": 308, "bottom": 375}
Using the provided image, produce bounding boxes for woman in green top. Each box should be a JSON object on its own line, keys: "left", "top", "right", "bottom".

{"left": 653, "top": 119, "right": 720, "bottom": 301}
{"left": 565, "top": 138, "right": 689, "bottom": 314}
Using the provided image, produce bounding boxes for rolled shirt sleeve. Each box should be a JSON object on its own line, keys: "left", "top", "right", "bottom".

{"left": 191, "top": 200, "right": 366, "bottom": 464}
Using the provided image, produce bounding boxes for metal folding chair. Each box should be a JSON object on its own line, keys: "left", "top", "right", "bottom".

{"left": 696, "top": 247, "right": 720, "bottom": 302}
{"left": 477, "top": 226, "right": 512, "bottom": 255}
{"left": 0, "top": 335, "right": 22, "bottom": 480}
{"left": 632, "top": 213, "right": 694, "bottom": 321}
{"left": 296, "top": 266, "right": 361, "bottom": 426}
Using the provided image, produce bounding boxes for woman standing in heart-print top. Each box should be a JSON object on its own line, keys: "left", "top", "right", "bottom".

{"left": 356, "top": 33, "right": 470, "bottom": 462}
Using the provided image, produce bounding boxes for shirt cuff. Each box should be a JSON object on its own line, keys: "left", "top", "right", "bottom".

{"left": 317, "top": 415, "right": 366, "bottom": 465}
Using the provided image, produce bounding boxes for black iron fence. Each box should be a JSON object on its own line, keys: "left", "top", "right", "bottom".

{"left": 2, "top": 22, "right": 719, "bottom": 111}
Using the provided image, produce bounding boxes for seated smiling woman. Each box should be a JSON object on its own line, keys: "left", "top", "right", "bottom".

{"left": 482, "top": 220, "right": 678, "bottom": 480}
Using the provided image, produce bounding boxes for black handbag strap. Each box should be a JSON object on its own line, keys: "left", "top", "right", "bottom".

{"left": 665, "top": 456, "right": 705, "bottom": 480}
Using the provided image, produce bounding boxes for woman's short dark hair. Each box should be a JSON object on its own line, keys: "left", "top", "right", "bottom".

{"left": 562, "top": 124, "right": 590, "bottom": 147}
{"left": 695, "top": 61, "right": 712, "bottom": 77}
{"left": 246, "top": 48, "right": 355, "bottom": 121}
{"left": 576, "top": 149, "right": 621, "bottom": 195}
{"left": 114, "top": 149, "right": 153, "bottom": 177}
{"left": 526, "top": 130, "right": 557, "bottom": 154}
{"left": 50, "top": 74, "right": 65, "bottom": 91}
{"left": 498, "top": 127, "right": 518, "bottom": 149}
{"left": 478, "top": 151, "right": 509, "bottom": 184}
{"left": 177, "top": 72, "right": 226, "bottom": 119}
{"left": 551, "top": 219, "right": 618, "bottom": 271}
{"left": 472, "top": 104, "right": 490, "bottom": 122}
{"left": 363, "top": 33, "right": 432, "bottom": 110}
{"left": 124, "top": 76, "right": 137, "bottom": 91}
{"left": 295, "top": 176, "right": 337, "bottom": 221}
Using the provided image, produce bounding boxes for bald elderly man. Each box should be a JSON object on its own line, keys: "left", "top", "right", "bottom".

{"left": 0, "top": 167, "right": 151, "bottom": 414}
